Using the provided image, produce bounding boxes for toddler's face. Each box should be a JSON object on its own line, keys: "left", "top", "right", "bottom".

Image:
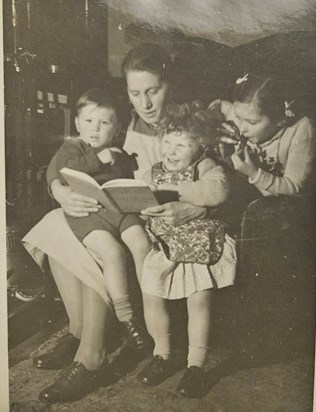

{"left": 233, "top": 101, "right": 280, "bottom": 145}
{"left": 75, "top": 104, "right": 119, "bottom": 148}
{"left": 160, "top": 131, "right": 201, "bottom": 172}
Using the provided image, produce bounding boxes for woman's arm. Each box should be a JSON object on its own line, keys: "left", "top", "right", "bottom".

{"left": 141, "top": 202, "right": 207, "bottom": 226}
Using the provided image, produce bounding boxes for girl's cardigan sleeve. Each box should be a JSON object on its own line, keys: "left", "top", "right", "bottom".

{"left": 249, "top": 117, "right": 316, "bottom": 195}
{"left": 177, "top": 158, "right": 230, "bottom": 207}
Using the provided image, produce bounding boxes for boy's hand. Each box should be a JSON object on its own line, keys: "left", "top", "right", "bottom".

{"left": 97, "top": 147, "right": 122, "bottom": 164}
{"left": 231, "top": 146, "right": 258, "bottom": 179}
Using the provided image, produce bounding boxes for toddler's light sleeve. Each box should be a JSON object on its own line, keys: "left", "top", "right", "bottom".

{"left": 177, "top": 158, "right": 230, "bottom": 207}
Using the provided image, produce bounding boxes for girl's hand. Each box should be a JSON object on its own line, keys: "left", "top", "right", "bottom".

{"left": 141, "top": 201, "right": 207, "bottom": 226}
{"left": 231, "top": 146, "right": 258, "bottom": 179}
{"left": 51, "top": 180, "right": 101, "bottom": 217}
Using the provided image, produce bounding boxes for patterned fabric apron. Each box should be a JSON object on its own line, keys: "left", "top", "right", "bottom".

{"left": 146, "top": 160, "right": 225, "bottom": 265}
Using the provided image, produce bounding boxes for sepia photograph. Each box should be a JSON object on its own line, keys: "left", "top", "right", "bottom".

{"left": 2, "top": 0, "right": 316, "bottom": 410}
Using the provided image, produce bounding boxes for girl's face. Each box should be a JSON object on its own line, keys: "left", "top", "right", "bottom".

{"left": 233, "top": 101, "right": 280, "bottom": 145}
{"left": 126, "top": 71, "right": 169, "bottom": 125}
{"left": 160, "top": 131, "right": 201, "bottom": 171}
{"left": 75, "top": 104, "right": 119, "bottom": 148}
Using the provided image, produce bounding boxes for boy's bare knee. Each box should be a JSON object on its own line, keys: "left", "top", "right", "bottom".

{"left": 122, "top": 226, "right": 151, "bottom": 255}
{"left": 83, "top": 230, "right": 125, "bottom": 261}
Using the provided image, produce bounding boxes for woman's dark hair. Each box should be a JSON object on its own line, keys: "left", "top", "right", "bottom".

{"left": 159, "top": 101, "right": 219, "bottom": 147}
{"left": 76, "top": 88, "right": 121, "bottom": 119}
{"left": 121, "top": 43, "right": 173, "bottom": 84}
{"left": 233, "top": 73, "right": 298, "bottom": 124}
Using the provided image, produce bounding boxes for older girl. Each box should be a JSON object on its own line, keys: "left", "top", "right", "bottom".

{"left": 212, "top": 72, "right": 315, "bottom": 195}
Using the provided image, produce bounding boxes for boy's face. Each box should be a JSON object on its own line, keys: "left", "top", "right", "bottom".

{"left": 75, "top": 104, "right": 119, "bottom": 148}
{"left": 160, "top": 131, "right": 201, "bottom": 172}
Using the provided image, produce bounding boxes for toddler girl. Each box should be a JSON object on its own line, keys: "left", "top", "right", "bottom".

{"left": 47, "top": 88, "right": 151, "bottom": 350}
{"left": 137, "top": 103, "right": 237, "bottom": 398}
{"left": 211, "top": 72, "right": 315, "bottom": 196}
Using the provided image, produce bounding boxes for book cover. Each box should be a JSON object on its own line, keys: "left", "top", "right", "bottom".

{"left": 59, "top": 167, "right": 159, "bottom": 213}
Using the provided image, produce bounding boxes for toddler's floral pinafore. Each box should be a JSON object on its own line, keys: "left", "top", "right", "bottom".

{"left": 146, "top": 160, "right": 225, "bottom": 265}
{"left": 141, "top": 159, "right": 237, "bottom": 299}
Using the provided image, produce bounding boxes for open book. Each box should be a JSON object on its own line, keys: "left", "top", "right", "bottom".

{"left": 60, "top": 167, "right": 160, "bottom": 213}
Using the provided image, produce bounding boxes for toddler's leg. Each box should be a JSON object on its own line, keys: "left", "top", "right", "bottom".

{"left": 177, "top": 289, "right": 214, "bottom": 398}
{"left": 187, "top": 289, "right": 213, "bottom": 367}
{"left": 137, "top": 294, "right": 178, "bottom": 386}
{"left": 83, "top": 230, "right": 128, "bottom": 301}
{"left": 83, "top": 230, "right": 131, "bottom": 321}
{"left": 143, "top": 294, "right": 171, "bottom": 359}
{"left": 83, "top": 230, "right": 147, "bottom": 351}
{"left": 121, "top": 225, "right": 151, "bottom": 284}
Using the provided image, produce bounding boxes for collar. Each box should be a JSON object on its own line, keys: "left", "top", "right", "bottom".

{"left": 130, "top": 110, "right": 159, "bottom": 136}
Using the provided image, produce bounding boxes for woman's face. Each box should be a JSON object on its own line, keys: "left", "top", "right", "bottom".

{"left": 126, "top": 71, "right": 169, "bottom": 124}
{"left": 233, "top": 101, "right": 280, "bottom": 145}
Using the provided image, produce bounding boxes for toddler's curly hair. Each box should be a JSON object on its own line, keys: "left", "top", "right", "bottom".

{"left": 159, "top": 101, "right": 220, "bottom": 147}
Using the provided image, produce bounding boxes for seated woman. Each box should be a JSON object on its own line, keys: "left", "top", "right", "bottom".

{"left": 23, "top": 43, "right": 212, "bottom": 404}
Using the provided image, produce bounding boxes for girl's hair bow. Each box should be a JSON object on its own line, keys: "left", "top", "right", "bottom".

{"left": 236, "top": 73, "right": 249, "bottom": 85}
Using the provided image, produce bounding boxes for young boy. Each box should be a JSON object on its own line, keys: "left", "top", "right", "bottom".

{"left": 47, "top": 88, "right": 151, "bottom": 350}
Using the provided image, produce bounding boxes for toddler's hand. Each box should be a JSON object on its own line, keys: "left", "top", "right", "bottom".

{"left": 231, "top": 146, "right": 258, "bottom": 179}
{"left": 97, "top": 147, "right": 122, "bottom": 164}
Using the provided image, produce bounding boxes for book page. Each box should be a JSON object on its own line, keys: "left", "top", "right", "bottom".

{"left": 102, "top": 178, "right": 148, "bottom": 188}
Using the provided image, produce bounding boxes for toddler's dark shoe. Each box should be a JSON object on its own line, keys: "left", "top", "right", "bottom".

{"left": 120, "top": 317, "right": 149, "bottom": 351}
{"left": 38, "top": 360, "right": 113, "bottom": 403}
{"left": 33, "top": 334, "right": 80, "bottom": 370}
{"left": 137, "top": 355, "right": 179, "bottom": 386}
{"left": 177, "top": 366, "right": 211, "bottom": 398}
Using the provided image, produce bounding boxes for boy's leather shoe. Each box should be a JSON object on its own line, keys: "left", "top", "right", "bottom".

{"left": 33, "top": 334, "right": 79, "bottom": 370}
{"left": 39, "top": 360, "right": 113, "bottom": 403}
{"left": 120, "top": 317, "right": 150, "bottom": 351}
{"left": 137, "top": 355, "right": 179, "bottom": 386}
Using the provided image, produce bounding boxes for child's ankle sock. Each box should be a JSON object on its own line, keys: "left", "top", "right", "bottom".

{"left": 113, "top": 295, "right": 133, "bottom": 322}
{"left": 187, "top": 345, "right": 209, "bottom": 368}
{"left": 153, "top": 334, "right": 172, "bottom": 360}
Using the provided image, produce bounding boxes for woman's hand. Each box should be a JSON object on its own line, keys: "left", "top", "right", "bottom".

{"left": 156, "top": 183, "right": 179, "bottom": 192}
{"left": 51, "top": 179, "right": 101, "bottom": 217}
{"left": 141, "top": 201, "right": 207, "bottom": 226}
{"left": 231, "top": 145, "right": 258, "bottom": 179}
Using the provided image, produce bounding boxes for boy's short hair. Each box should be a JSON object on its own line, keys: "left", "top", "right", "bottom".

{"left": 76, "top": 88, "right": 121, "bottom": 119}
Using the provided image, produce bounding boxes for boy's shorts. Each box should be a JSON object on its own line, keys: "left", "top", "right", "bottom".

{"left": 65, "top": 209, "right": 144, "bottom": 242}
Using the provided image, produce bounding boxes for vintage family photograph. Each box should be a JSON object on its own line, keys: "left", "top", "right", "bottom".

{"left": 2, "top": 0, "right": 316, "bottom": 410}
